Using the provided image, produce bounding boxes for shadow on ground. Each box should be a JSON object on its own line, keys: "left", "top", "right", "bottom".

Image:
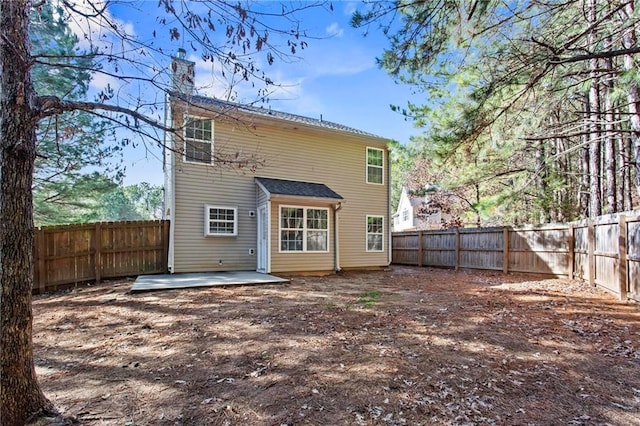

{"left": 32, "top": 266, "right": 640, "bottom": 425}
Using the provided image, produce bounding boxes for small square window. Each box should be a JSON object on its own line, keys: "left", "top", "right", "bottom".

{"left": 204, "top": 205, "right": 237, "bottom": 236}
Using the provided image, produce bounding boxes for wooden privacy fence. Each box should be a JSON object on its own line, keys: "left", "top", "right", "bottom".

{"left": 33, "top": 220, "right": 170, "bottom": 294}
{"left": 392, "top": 210, "right": 640, "bottom": 301}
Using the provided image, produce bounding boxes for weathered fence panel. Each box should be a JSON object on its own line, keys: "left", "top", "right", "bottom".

{"left": 33, "top": 220, "right": 169, "bottom": 294}
{"left": 460, "top": 228, "right": 503, "bottom": 271}
{"left": 422, "top": 230, "right": 456, "bottom": 268}
{"left": 509, "top": 226, "right": 571, "bottom": 275}
{"left": 391, "top": 231, "right": 420, "bottom": 266}
{"left": 392, "top": 211, "right": 639, "bottom": 301}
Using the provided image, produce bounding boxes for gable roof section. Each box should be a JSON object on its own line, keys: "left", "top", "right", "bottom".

{"left": 172, "top": 92, "right": 387, "bottom": 140}
{"left": 256, "top": 177, "right": 343, "bottom": 200}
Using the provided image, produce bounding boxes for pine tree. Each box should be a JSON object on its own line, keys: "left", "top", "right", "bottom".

{"left": 30, "top": 1, "right": 122, "bottom": 226}
{"left": 355, "top": 0, "right": 640, "bottom": 223}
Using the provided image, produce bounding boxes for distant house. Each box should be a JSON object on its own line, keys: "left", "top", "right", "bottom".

{"left": 163, "top": 52, "right": 390, "bottom": 274}
{"left": 392, "top": 186, "right": 450, "bottom": 232}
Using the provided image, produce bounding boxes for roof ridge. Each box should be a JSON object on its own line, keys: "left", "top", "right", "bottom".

{"left": 178, "top": 93, "right": 386, "bottom": 140}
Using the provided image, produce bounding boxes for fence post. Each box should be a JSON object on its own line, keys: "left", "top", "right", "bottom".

{"left": 417, "top": 231, "right": 423, "bottom": 267}
{"left": 94, "top": 222, "right": 102, "bottom": 284}
{"left": 588, "top": 219, "right": 595, "bottom": 286}
{"left": 568, "top": 224, "right": 575, "bottom": 280}
{"left": 503, "top": 227, "right": 509, "bottom": 274}
{"left": 619, "top": 215, "right": 628, "bottom": 300}
{"left": 455, "top": 228, "right": 460, "bottom": 270}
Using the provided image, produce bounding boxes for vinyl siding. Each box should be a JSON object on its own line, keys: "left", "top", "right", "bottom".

{"left": 171, "top": 105, "right": 389, "bottom": 273}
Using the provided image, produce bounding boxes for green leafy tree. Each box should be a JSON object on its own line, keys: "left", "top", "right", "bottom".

{"left": 87, "top": 183, "right": 164, "bottom": 222}
{"left": 33, "top": 173, "right": 119, "bottom": 225}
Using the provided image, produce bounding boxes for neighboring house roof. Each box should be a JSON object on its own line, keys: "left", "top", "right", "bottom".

{"left": 171, "top": 92, "right": 387, "bottom": 140}
{"left": 256, "top": 177, "right": 343, "bottom": 200}
{"left": 404, "top": 187, "right": 434, "bottom": 207}
{"left": 409, "top": 195, "right": 424, "bottom": 207}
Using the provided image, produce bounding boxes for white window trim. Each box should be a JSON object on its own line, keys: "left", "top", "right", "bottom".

{"left": 366, "top": 214, "right": 385, "bottom": 252}
{"left": 278, "top": 205, "right": 330, "bottom": 253}
{"left": 204, "top": 205, "right": 238, "bottom": 237}
{"left": 366, "top": 146, "right": 384, "bottom": 185}
{"left": 183, "top": 115, "right": 214, "bottom": 165}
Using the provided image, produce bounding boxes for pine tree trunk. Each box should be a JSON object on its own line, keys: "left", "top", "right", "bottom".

{"left": 628, "top": 136, "right": 636, "bottom": 209}
{"left": 581, "top": 97, "right": 591, "bottom": 218}
{"left": 535, "top": 139, "right": 549, "bottom": 223}
{"left": 622, "top": 0, "right": 640, "bottom": 199}
{"left": 617, "top": 110, "right": 629, "bottom": 211}
{"left": 603, "top": 46, "right": 616, "bottom": 214}
{"left": 0, "top": 1, "right": 55, "bottom": 424}
{"left": 587, "top": 0, "right": 602, "bottom": 217}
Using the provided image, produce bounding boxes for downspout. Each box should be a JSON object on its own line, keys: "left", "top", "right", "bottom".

{"left": 163, "top": 92, "right": 176, "bottom": 273}
{"left": 387, "top": 149, "right": 392, "bottom": 266}
{"left": 267, "top": 198, "right": 272, "bottom": 273}
{"left": 333, "top": 202, "right": 343, "bottom": 272}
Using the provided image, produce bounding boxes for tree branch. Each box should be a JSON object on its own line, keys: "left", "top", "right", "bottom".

{"left": 549, "top": 46, "right": 640, "bottom": 64}
{"left": 35, "top": 96, "right": 169, "bottom": 130}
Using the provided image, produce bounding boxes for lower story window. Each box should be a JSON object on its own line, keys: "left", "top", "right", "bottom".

{"left": 280, "top": 206, "right": 328, "bottom": 252}
{"left": 367, "top": 215, "right": 384, "bottom": 252}
{"left": 205, "top": 205, "right": 237, "bottom": 236}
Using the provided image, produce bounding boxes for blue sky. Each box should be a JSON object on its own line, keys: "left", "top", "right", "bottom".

{"left": 87, "top": 1, "right": 423, "bottom": 185}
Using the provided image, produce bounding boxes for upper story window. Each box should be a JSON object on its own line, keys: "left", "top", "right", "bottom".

{"left": 402, "top": 209, "right": 409, "bottom": 222}
{"left": 204, "top": 205, "right": 237, "bottom": 236}
{"left": 366, "top": 147, "right": 384, "bottom": 184}
{"left": 184, "top": 117, "right": 213, "bottom": 164}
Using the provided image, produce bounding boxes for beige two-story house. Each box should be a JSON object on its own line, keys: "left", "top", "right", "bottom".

{"left": 164, "top": 53, "right": 390, "bottom": 274}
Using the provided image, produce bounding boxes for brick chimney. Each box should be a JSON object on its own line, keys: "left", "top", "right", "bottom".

{"left": 171, "top": 48, "right": 195, "bottom": 95}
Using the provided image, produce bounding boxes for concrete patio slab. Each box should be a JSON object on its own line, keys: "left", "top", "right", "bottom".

{"left": 131, "top": 271, "right": 289, "bottom": 292}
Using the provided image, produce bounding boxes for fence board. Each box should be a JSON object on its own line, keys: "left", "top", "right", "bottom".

{"left": 392, "top": 210, "right": 640, "bottom": 301}
{"left": 628, "top": 219, "right": 640, "bottom": 300}
{"left": 33, "top": 220, "right": 169, "bottom": 294}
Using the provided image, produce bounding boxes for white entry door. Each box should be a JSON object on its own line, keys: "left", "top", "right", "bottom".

{"left": 257, "top": 205, "right": 268, "bottom": 273}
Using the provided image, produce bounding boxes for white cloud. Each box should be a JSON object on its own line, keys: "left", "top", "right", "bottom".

{"left": 343, "top": 2, "right": 359, "bottom": 17}
{"left": 55, "top": 0, "right": 136, "bottom": 51}
{"left": 304, "top": 46, "right": 375, "bottom": 77}
{"left": 88, "top": 71, "right": 120, "bottom": 92}
{"left": 325, "top": 22, "right": 344, "bottom": 38}
{"left": 190, "top": 52, "right": 310, "bottom": 106}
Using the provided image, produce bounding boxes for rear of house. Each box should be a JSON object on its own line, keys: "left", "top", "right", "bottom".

{"left": 164, "top": 60, "right": 390, "bottom": 274}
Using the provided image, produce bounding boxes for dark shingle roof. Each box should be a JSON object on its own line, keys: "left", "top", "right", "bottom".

{"left": 256, "top": 177, "right": 343, "bottom": 200}
{"left": 181, "top": 93, "right": 386, "bottom": 140}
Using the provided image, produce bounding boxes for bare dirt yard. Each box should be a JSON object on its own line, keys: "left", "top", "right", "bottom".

{"left": 32, "top": 266, "right": 640, "bottom": 425}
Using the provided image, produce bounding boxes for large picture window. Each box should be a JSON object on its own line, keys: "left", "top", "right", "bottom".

{"left": 204, "top": 205, "right": 237, "bottom": 236}
{"left": 280, "top": 206, "right": 329, "bottom": 252}
{"left": 366, "top": 215, "right": 384, "bottom": 252}
{"left": 184, "top": 117, "right": 213, "bottom": 164}
{"left": 366, "top": 147, "right": 384, "bottom": 184}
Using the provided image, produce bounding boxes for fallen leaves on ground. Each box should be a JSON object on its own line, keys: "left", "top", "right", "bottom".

{"left": 32, "top": 266, "right": 640, "bottom": 425}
